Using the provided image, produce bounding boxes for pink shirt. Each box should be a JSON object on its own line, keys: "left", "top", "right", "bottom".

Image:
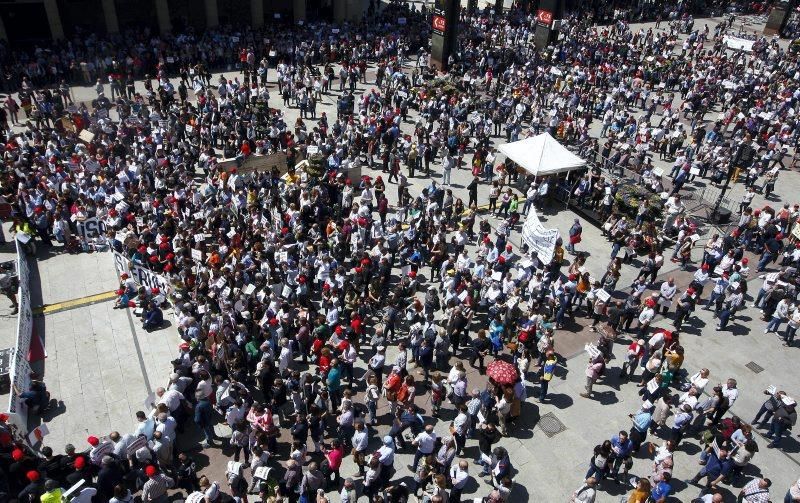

{"left": 326, "top": 446, "right": 344, "bottom": 470}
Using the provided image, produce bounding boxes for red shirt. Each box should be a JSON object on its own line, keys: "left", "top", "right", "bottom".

{"left": 326, "top": 446, "right": 344, "bottom": 470}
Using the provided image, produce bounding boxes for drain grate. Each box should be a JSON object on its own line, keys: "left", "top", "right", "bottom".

{"left": 538, "top": 411, "right": 567, "bottom": 438}
{"left": 745, "top": 361, "right": 764, "bottom": 374}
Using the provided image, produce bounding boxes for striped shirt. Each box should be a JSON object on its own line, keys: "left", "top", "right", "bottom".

{"left": 142, "top": 473, "right": 174, "bottom": 501}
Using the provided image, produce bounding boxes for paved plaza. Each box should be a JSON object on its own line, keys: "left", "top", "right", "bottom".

{"left": 3, "top": 8, "right": 800, "bottom": 503}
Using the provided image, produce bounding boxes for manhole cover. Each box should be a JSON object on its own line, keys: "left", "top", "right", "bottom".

{"left": 538, "top": 411, "right": 567, "bottom": 438}
{"left": 745, "top": 361, "right": 764, "bottom": 374}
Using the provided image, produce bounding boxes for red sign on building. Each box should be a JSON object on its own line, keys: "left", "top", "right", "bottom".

{"left": 432, "top": 15, "right": 447, "bottom": 32}
{"left": 536, "top": 9, "right": 553, "bottom": 26}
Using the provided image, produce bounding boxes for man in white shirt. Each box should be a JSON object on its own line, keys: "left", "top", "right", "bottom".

{"left": 453, "top": 406, "right": 470, "bottom": 454}
{"left": 351, "top": 420, "right": 370, "bottom": 476}
{"left": 155, "top": 412, "right": 178, "bottom": 443}
{"left": 225, "top": 399, "right": 247, "bottom": 427}
{"left": 134, "top": 410, "right": 155, "bottom": 439}
{"left": 449, "top": 460, "right": 470, "bottom": 503}
{"left": 410, "top": 424, "right": 437, "bottom": 472}
{"left": 711, "top": 378, "right": 739, "bottom": 425}
{"left": 155, "top": 387, "right": 185, "bottom": 415}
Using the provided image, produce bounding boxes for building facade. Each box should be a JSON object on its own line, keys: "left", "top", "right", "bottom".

{"left": 0, "top": 0, "right": 368, "bottom": 45}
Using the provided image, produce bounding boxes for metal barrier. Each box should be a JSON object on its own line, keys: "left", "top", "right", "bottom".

{"left": 7, "top": 238, "right": 32, "bottom": 433}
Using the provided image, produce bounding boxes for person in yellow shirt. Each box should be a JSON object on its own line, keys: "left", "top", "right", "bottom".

{"left": 40, "top": 479, "right": 63, "bottom": 503}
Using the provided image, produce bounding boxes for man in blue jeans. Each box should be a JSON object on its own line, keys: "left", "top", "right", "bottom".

{"left": 757, "top": 234, "right": 784, "bottom": 272}
{"left": 688, "top": 447, "right": 734, "bottom": 493}
{"left": 766, "top": 401, "right": 797, "bottom": 449}
{"left": 609, "top": 431, "right": 634, "bottom": 483}
{"left": 194, "top": 398, "right": 216, "bottom": 448}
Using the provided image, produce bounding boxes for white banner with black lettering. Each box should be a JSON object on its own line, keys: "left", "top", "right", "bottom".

{"left": 110, "top": 250, "right": 171, "bottom": 294}
{"left": 8, "top": 239, "right": 32, "bottom": 431}
{"left": 76, "top": 217, "right": 107, "bottom": 239}
{"left": 521, "top": 209, "right": 560, "bottom": 263}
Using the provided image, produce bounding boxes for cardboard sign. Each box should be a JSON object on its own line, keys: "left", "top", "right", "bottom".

{"left": 191, "top": 249, "right": 203, "bottom": 261}
{"left": 585, "top": 343, "right": 601, "bottom": 360}
{"left": 126, "top": 435, "right": 149, "bottom": 456}
{"left": 79, "top": 130, "right": 95, "bottom": 143}
{"left": 28, "top": 424, "right": 49, "bottom": 445}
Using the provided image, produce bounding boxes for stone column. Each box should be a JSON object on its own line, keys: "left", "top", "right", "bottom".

{"left": 102, "top": 0, "right": 120, "bottom": 34}
{"left": 43, "top": 0, "right": 64, "bottom": 40}
{"left": 155, "top": 0, "right": 172, "bottom": 34}
{"left": 293, "top": 0, "right": 306, "bottom": 22}
{"left": 205, "top": 0, "right": 219, "bottom": 28}
{"left": 251, "top": 0, "right": 264, "bottom": 28}
{"left": 333, "top": 0, "right": 347, "bottom": 21}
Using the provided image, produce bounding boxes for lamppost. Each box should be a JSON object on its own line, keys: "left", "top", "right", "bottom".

{"left": 710, "top": 134, "right": 755, "bottom": 223}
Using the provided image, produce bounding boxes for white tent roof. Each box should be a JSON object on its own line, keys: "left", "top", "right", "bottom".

{"left": 497, "top": 133, "right": 586, "bottom": 177}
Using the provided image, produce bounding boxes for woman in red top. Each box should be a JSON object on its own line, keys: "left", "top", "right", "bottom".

{"left": 317, "top": 347, "right": 332, "bottom": 377}
{"left": 322, "top": 439, "right": 345, "bottom": 489}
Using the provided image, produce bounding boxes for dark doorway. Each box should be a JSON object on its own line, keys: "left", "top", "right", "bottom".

{"left": 0, "top": 2, "right": 51, "bottom": 46}
{"left": 168, "top": 0, "right": 208, "bottom": 32}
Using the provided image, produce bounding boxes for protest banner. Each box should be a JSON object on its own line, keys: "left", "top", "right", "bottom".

{"left": 110, "top": 250, "right": 171, "bottom": 294}
{"left": 521, "top": 209, "right": 560, "bottom": 263}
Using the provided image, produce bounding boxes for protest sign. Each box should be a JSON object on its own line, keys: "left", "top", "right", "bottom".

{"left": 521, "top": 209, "right": 560, "bottom": 263}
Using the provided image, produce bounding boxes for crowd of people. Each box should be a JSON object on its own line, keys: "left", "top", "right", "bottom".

{"left": 1, "top": 0, "right": 800, "bottom": 501}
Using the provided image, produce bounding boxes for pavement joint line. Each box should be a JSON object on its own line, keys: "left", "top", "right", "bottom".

{"left": 33, "top": 291, "right": 116, "bottom": 316}
{"left": 125, "top": 305, "right": 153, "bottom": 395}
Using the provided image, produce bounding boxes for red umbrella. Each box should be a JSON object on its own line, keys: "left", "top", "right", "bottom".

{"left": 486, "top": 359, "right": 519, "bottom": 385}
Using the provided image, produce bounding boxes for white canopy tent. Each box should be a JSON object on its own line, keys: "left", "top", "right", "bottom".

{"left": 497, "top": 133, "right": 586, "bottom": 177}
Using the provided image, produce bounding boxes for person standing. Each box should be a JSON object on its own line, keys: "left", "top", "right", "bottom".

{"left": 410, "top": 424, "right": 437, "bottom": 473}
{"left": 449, "top": 460, "right": 470, "bottom": 503}
{"left": 194, "top": 398, "right": 216, "bottom": 448}
{"left": 141, "top": 465, "right": 174, "bottom": 503}
{"left": 688, "top": 447, "right": 734, "bottom": 492}
{"left": 340, "top": 478, "right": 357, "bottom": 503}
{"left": 784, "top": 477, "right": 800, "bottom": 503}
{"left": 5, "top": 95, "right": 20, "bottom": 125}
{"left": 767, "top": 400, "right": 797, "bottom": 449}
{"left": 442, "top": 152, "right": 453, "bottom": 186}
{"left": 739, "top": 477, "right": 771, "bottom": 502}
{"left": 581, "top": 356, "right": 605, "bottom": 398}
{"left": 468, "top": 176, "right": 479, "bottom": 208}
{"left": 566, "top": 219, "right": 583, "bottom": 255}
{"left": 538, "top": 351, "right": 557, "bottom": 402}
{"left": 327, "top": 359, "right": 342, "bottom": 413}
{"left": 710, "top": 378, "right": 738, "bottom": 425}
{"left": 351, "top": 419, "right": 369, "bottom": 477}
